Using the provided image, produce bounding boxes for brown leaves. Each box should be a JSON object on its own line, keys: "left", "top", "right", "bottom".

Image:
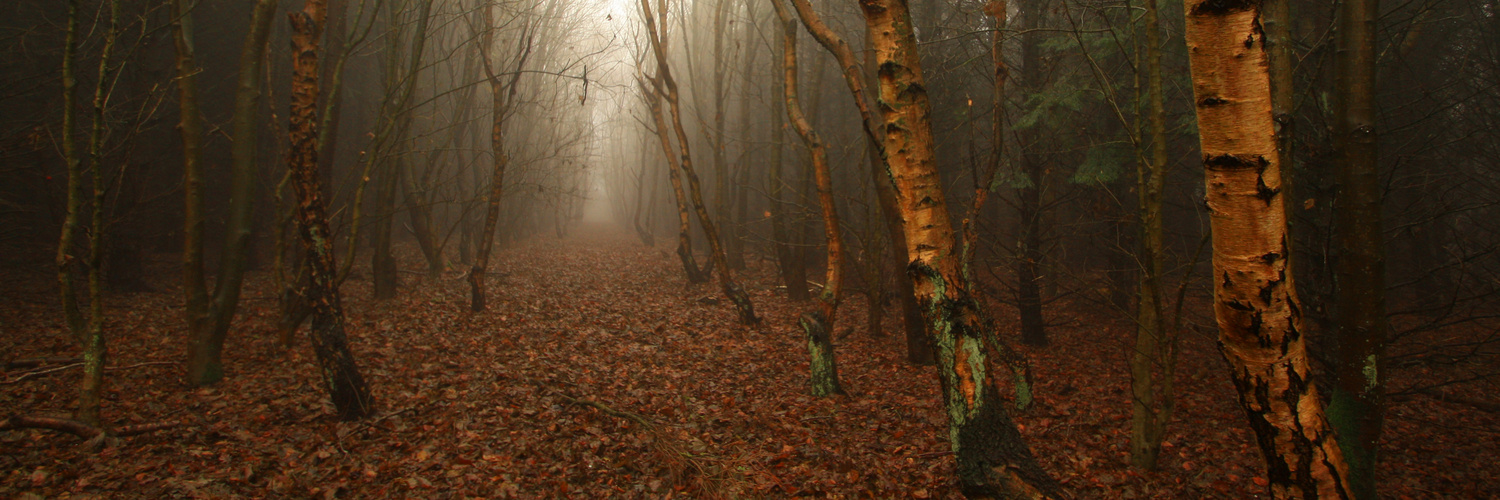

{"left": 1, "top": 230, "right": 1496, "bottom": 498}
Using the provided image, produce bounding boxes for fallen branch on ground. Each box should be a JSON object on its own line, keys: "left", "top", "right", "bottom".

{"left": 0, "top": 415, "right": 183, "bottom": 439}
{"left": 550, "top": 389, "right": 732, "bottom": 499}
{"left": 3, "top": 361, "right": 177, "bottom": 385}
{"left": 338, "top": 405, "right": 424, "bottom": 440}
{"left": 553, "top": 392, "right": 656, "bottom": 429}
{"left": 5, "top": 357, "right": 82, "bottom": 370}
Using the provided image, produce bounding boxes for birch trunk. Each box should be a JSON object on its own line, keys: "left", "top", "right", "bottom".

{"left": 859, "top": 0, "right": 1059, "bottom": 495}
{"left": 772, "top": 0, "right": 843, "bottom": 397}
{"left": 641, "top": 0, "right": 758, "bottom": 324}
{"left": 1182, "top": 0, "right": 1352, "bottom": 495}
{"left": 286, "top": 0, "right": 375, "bottom": 420}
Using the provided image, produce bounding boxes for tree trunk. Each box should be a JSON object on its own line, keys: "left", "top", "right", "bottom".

{"left": 55, "top": 0, "right": 85, "bottom": 345}
{"left": 767, "top": 131, "right": 805, "bottom": 301}
{"left": 859, "top": 0, "right": 1059, "bottom": 495}
{"left": 468, "top": 81, "right": 511, "bottom": 312}
{"left": 963, "top": 0, "right": 1008, "bottom": 289}
{"left": 180, "top": 0, "right": 279, "bottom": 386}
{"left": 962, "top": 0, "right": 1035, "bottom": 410}
{"left": 316, "top": 0, "right": 349, "bottom": 180}
{"left": 173, "top": 0, "right": 209, "bottom": 346}
{"left": 1015, "top": 0, "right": 1047, "bottom": 348}
{"left": 372, "top": 158, "right": 401, "bottom": 299}
{"left": 728, "top": 0, "right": 760, "bottom": 270}
{"left": 786, "top": 0, "right": 932, "bottom": 364}
{"left": 401, "top": 157, "right": 447, "bottom": 277}
{"left": 884, "top": 160, "right": 932, "bottom": 366}
{"left": 644, "top": 80, "right": 710, "bottom": 284}
{"left": 1328, "top": 0, "right": 1385, "bottom": 496}
{"left": 765, "top": 46, "right": 807, "bottom": 301}
{"left": 469, "top": 5, "right": 532, "bottom": 312}
{"left": 1128, "top": 0, "right": 1175, "bottom": 470}
{"left": 286, "top": 1, "right": 375, "bottom": 421}
{"left": 396, "top": 2, "right": 441, "bottom": 278}
{"left": 1182, "top": 0, "right": 1352, "bottom": 496}
{"left": 1264, "top": 0, "right": 1294, "bottom": 192}
{"left": 773, "top": 0, "right": 844, "bottom": 397}
{"left": 632, "top": 140, "right": 657, "bottom": 247}
{"left": 708, "top": 0, "right": 742, "bottom": 272}
{"left": 641, "top": 0, "right": 758, "bottom": 325}
{"left": 72, "top": 0, "right": 122, "bottom": 427}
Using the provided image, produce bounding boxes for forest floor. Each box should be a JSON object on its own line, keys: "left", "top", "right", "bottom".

{"left": 2, "top": 224, "right": 1497, "bottom": 499}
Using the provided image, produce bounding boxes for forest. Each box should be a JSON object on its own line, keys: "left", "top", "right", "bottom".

{"left": 0, "top": 0, "right": 1497, "bottom": 497}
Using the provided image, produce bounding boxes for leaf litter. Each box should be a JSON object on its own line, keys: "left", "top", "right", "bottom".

{"left": 2, "top": 226, "right": 1496, "bottom": 498}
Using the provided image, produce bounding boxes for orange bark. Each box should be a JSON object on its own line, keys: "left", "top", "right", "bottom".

{"left": 1182, "top": 0, "right": 1353, "bottom": 496}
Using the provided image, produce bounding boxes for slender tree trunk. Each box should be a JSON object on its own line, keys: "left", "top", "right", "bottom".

{"left": 964, "top": 0, "right": 1008, "bottom": 289}
{"left": 178, "top": 0, "right": 278, "bottom": 386}
{"left": 395, "top": 1, "right": 441, "bottom": 278}
{"left": 55, "top": 0, "right": 85, "bottom": 344}
{"left": 286, "top": 0, "right": 375, "bottom": 421}
{"left": 316, "top": 0, "right": 349, "bottom": 180}
{"left": 728, "top": 0, "right": 760, "bottom": 270}
{"left": 793, "top": 63, "right": 824, "bottom": 283}
{"left": 1128, "top": 0, "right": 1176, "bottom": 470}
{"left": 469, "top": 6, "right": 532, "bottom": 312}
{"left": 401, "top": 159, "right": 447, "bottom": 277}
{"left": 859, "top": 0, "right": 1059, "bottom": 495}
{"left": 642, "top": 0, "right": 758, "bottom": 325}
{"left": 1328, "top": 0, "right": 1385, "bottom": 496}
{"left": 786, "top": 0, "right": 932, "bottom": 364}
{"left": 372, "top": 157, "right": 401, "bottom": 299}
{"left": 762, "top": 0, "right": 803, "bottom": 299}
{"left": 73, "top": 0, "right": 122, "bottom": 427}
{"left": 1182, "top": 0, "right": 1352, "bottom": 496}
{"left": 961, "top": 0, "right": 1035, "bottom": 411}
{"left": 371, "top": 1, "right": 410, "bottom": 301}
{"left": 1015, "top": 0, "right": 1047, "bottom": 347}
{"left": 173, "top": 0, "right": 209, "bottom": 344}
{"left": 330, "top": 0, "right": 399, "bottom": 286}
{"left": 766, "top": 65, "right": 807, "bottom": 301}
{"left": 469, "top": 81, "right": 511, "bottom": 312}
{"left": 1264, "top": 0, "right": 1294, "bottom": 190}
{"left": 708, "top": 0, "right": 744, "bottom": 271}
{"left": 883, "top": 160, "right": 932, "bottom": 365}
{"left": 643, "top": 79, "right": 709, "bottom": 283}
{"left": 773, "top": 0, "right": 843, "bottom": 396}
{"left": 633, "top": 137, "right": 657, "bottom": 246}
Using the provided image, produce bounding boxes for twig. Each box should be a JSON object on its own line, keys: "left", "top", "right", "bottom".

{"left": 3, "top": 360, "right": 177, "bottom": 384}
{"left": 338, "top": 405, "right": 423, "bottom": 440}
{"left": 3, "top": 363, "right": 83, "bottom": 384}
{"left": 1418, "top": 388, "right": 1500, "bottom": 413}
{"left": 115, "top": 420, "right": 185, "bottom": 436}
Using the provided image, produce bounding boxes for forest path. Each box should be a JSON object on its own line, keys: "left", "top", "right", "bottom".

{"left": 6, "top": 224, "right": 1491, "bottom": 498}
{"left": 4, "top": 223, "right": 965, "bottom": 498}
